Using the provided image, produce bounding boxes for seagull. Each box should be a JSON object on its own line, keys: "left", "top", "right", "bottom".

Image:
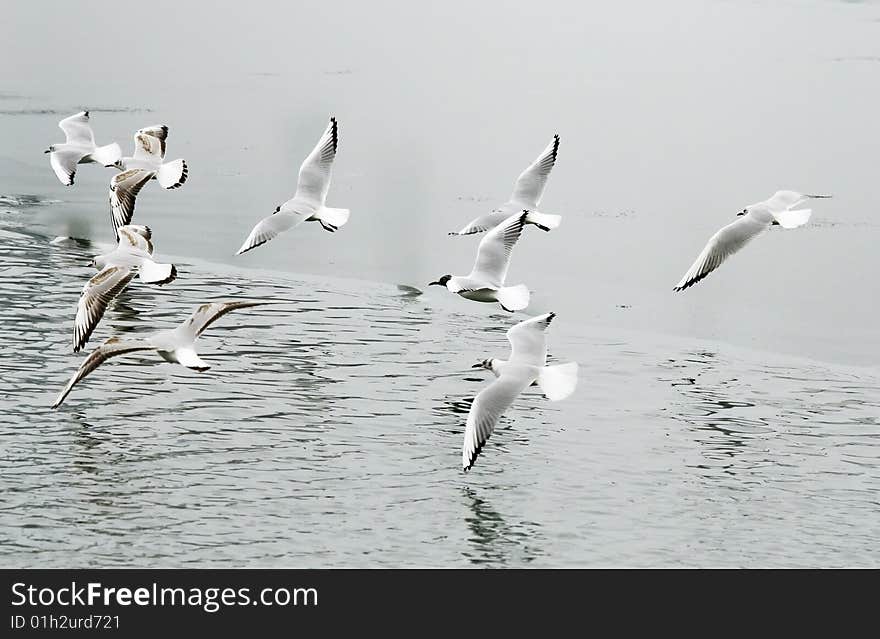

{"left": 44, "top": 111, "right": 122, "bottom": 186}
{"left": 73, "top": 225, "right": 177, "bottom": 352}
{"left": 54, "top": 301, "right": 269, "bottom": 408}
{"left": 674, "top": 190, "right": 832, "bottom": 291}
{"left": 450, "top": 135, "right": 562, "bottom": 236}
{"left": 109, "top": 125, "right": 188, "bottom": 232}
{"left": 462, "top": 312, "right": 578, "bottom": 471}
{"left": 430, "top": 211, "right": 532, "bottom": 311}
{"left": 237, "top": 116, "right": 350, "bottom": 255}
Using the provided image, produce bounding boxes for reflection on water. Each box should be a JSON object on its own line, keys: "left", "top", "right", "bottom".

{"left": 0, "top": 223, "right": 879, "bottom": 567}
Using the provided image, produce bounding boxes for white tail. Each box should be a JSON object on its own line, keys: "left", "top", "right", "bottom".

{"left": 773, "top": 208, "right": 812, "bottom": 229}
{"left": 139, "top": 260, "right": 177, "bottom": 285}
{"left": 175, "top": 347, "right": 210, "bottom": 371}
{"left": 91, "top": 142, "right": 122, "bottom": 167}
{"left": 157, "top": 159, "right": 188, "bottom": 189}
{"left": 525, "top": 211, "right": 561, "bottom": 232}
{"left": 497, "top": 284, "right": 530, "bottom": 312}
{"left": 538, "top": 362, "right": 579, "bottom": 401}
{"left": 313, "top": 207, "right": 350, "bottom": 232}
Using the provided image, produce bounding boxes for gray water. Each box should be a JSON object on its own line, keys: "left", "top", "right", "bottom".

{"left": 1, "top": 0, "right": 879, "bottom": 567}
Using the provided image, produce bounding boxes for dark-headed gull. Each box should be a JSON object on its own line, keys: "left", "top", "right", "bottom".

{"left": 674, "top": 190, "right": 831, "bottom": 291}
{"left": 44, "top": 111, "right": 122, "bottom": 186}
{"left": 237, "top": 117, "right": 350, "bottom": 255}
{"left": 54, "top": 301, "right": 269, "bottom": 408}
{"left": 109, "top": 125, "right": 188, "bottom": 232}
{"left": 462, "top": 312, "right": 578, "bottom": 471}
{"left": 430, "top": 211, "right": 532, "bottom": 312}
{"left": 450, "top": 135, "right": 562, "bottom": 236}
{"left": 73, "top": 225, "right": 177, "bottom": 352}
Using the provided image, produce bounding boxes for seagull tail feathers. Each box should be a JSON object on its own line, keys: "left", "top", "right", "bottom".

{"left": 772, "top": 208, "right": 812, "bottom": 229}
{"left": 497, "top": 284, "right": 530, "bottom": 312}
{"left": 538, "top": 362, "right": 579, "bottom": 401}
{"left": 91, "top": 142, "right": 122, "bottom": 167}
{"left": 524, "top": 210, "right": 561, "bottom": 232}
{"left": 139, "top": 260, "right": 177, "bottom": 285}
{"left": 157, "top": 159, "right": 188, "bottom": 189}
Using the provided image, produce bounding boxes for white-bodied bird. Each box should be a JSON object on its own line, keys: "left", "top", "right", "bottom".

{"left": 674, "top": 190, "right": 831, "bottom": 291}
{"left": 450, "top": 135, "right": 561, "bottom": 236}
{"left": 462, "top": 312, "right": 578, "bottom": 471}
{"left": 109, "top": 125, "right": 188, "bottom": 232}
{"left": 237, "top": 117, "right": 349, "bottom": 255}
{"left": 45, "top": 111, "right": 122, "bottom": 186}
{"left": 54, "top": 301, "right": 269, "bottom": 408}
{"left": 73, "top": 225, "right": 177, "bottom": 352}
{"left": 430, "top": 211, "right": 532, "bottom": 311}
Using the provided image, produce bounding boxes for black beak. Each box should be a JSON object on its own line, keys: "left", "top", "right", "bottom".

{"left": 43, "top": 149, "right": 50, "bottom": 154}
{"left": 428, "top": 281, "right": 442, "bottom": 287}
{"left": 471, "top": 362, "right": 483, "bottom": 368}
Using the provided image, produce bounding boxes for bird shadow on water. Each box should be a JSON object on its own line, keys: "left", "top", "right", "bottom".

{"left": 459, "top": 487, "right": 543, "bottom": 566}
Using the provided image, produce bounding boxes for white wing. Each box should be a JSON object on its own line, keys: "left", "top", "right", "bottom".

{"left": 462, "top": 371, "right": 534, "bottom": 471}
{"left": 53, "top": 337, "right": 156, "bottom": 408}
{"left": 466, "top": 211, "right": 528, "bottom": 286}
{"left": 58, "top": 111, "right": 94, "bottom": 145}
{"left": 110, "top": 169, "right": 155, "bottom": 232}
{"left": 506, "top": 312, "right": 554, "bottom": 366}
{"left": 132, "top": 126, "right": 168, "bottom": 162}
{"left": 294, "top": 117, "right": 338, "bottom": 206}
{"left": 49, "top": 149, "right": 84, "bottom": 186}
{"left": 509, "top": 135, "right": 559, "bottom": 208}
{"left": 674, "top": 214, "right": 769, "bottom": 291}
{"left": 73, "top": 265, "right": 137, "bottom": 352}
{"left": 180, "top": 300, "right": 269, "bottom": 340}
{"left": 236, "top": 210, "right": 303, "bottom": 254}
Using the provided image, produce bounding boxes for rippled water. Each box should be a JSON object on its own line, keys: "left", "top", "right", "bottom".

{"left": 1, "top": 204, "right": 878, "bottom": 567}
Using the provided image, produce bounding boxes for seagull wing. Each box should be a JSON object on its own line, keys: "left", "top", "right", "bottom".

{"left": 674, "top": 214, "right": 769, "bottom": 291}
{"left": 509, "top": 135, "right": 559, "bottom": 208}
{"left": 117, "top": 224, "right": 154, "bottom": 254}
{"left": 462, "top": 371, "right": 535, "bottom": 471}
{"left": 506, "top": 312, "right": 555, "bottom": 366}
{"left": 294, "top": 117, "right": 338, "bottom": 206}
{"left": 73, "top": 265, "right": 137, "bottom": 352}
{"left": 466, "top": 211, "right": 528, "bottom": 286}
{"left": 49, "top": 149, "right": 85, "bottom": 186}
{"left": 110, "top": 169, "right": 155, "bottom": 233}
{"left": 132, "top": 126, "right": 167, "bottom": 162}
{"left": 58, "top": 111, "right": 94, "bottom": 145}
{"left": 53, "top": 336, "right": 156, "bottom": 408}
{"left": 181, "top": 301, "right": 270, "bottom": 340}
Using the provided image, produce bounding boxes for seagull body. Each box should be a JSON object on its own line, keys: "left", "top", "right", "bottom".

{"left": 462, "top": 312, "right": 578, "bottom": 471}
{"left": 54, "top": 301, "right": 268, "bottom": 408}
{"left": 451, "top": 135, "right": 562, "bottom": 236}
{"left": 109, "top": 125, "right": 188, "bottom": 232}
{"left": 73, "top": 225, "right": 177, "bottom": 352}
{"left": 45, "top": 111, "right": 122, "bottom": 186}
{"left": 237, "top": 117, "right": 350, "bottom": 255}
{"left": 430, "top": 211, "right": 532, "bottom": 312}
{"left": 674, "top": 190, "right": 831, "bottom": 291}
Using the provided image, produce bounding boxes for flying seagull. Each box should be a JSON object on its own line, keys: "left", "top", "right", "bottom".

{"left": 73, "top": 225, "right": 177, "bottom": 352}
{"left": 462, "top": 312, "right": 578, "bottom": 471}
{"left": 430, "top": 211, "right": 532, "bottom": 311}
{"left": 54, "top": 301, "right": 269, "bottom": 408}
{"left": 45, "top": 111, "right": 122, "bottom": 186}
{"left": 674, "top": 190, "right": 831, "bottom": 291}
{"left": 109, "top": 125, "right": 188, "bottom": 232}
{"left": 237, "top": 116, "right": 350, "bottom": 255}
{"left": 450, "top": 135, "right": 562, "bottom": 236}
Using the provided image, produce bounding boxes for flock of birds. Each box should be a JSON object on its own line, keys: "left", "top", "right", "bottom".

{"left": 42, "top": 111, "right": 831, "bottom": 471}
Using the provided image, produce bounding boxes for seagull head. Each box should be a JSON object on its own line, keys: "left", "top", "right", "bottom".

{"left": 429, "top": 274, "right": 452, "bottom": 287}
{"left": 471, "top": 358, "right": 494, "bottom": 371}
{"left": 736, "top": 207, "right": 749, "bottom": 217}
{"left": 44, "top": 145, "right": 55, "bottom": 154}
